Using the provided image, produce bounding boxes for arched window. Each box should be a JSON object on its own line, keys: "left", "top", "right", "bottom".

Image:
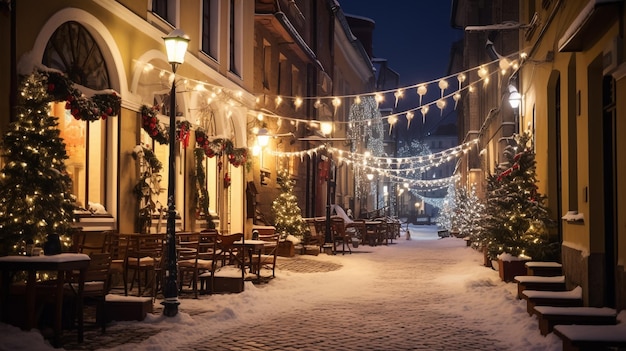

{"left": 42, "top": 21, "right": 110, "bottom": 212}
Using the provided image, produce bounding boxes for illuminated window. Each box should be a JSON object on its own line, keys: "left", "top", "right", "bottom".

{"left": 43, "top": 21, "right": 109, "bottom": 210}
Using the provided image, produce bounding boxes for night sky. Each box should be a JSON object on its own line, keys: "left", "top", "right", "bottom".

{"left": 337, "top": 1, "right": 463, "bottom": 140}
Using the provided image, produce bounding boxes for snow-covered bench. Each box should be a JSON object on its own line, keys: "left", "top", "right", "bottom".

{"left": 533, "top": 306, "right": 617, "bottom": 336}
{"left": 513, "top": 275, "right": 565, "bottom": 299}
{"left": 101, "top": 294, "right": 153, "bottom": 323}
{"left": 553, "top": 324, "right": 626, "bottom": 351}
{"left": 524, "top": 261, "right": 562, "bottom": 276}
{"left": 521, "top": 286, "right": 583, "bottom": 316}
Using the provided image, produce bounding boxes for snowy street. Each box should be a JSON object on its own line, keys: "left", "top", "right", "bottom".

{"left": 2, "top": 225, "right": 566, "bottom": 350}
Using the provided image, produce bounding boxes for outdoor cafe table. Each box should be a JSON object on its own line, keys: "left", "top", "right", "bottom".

{"left": 0, "top": 253, "right": 91, "bottom": 346}
{"left": 233, "top": 239, "right": 266, "bottom": 285}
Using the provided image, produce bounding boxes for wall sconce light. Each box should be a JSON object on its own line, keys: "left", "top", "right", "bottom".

{"left": 508, "top": 85, "right": 521, "bottom": 109}
{"left": 366, "top": 173, "right": 374, "bottom": 181}
{"left": 320, "top": 122, "right": 333, "bottom": 136}
{"left": 256, "top": 128, "right": 270, "bottom": 147}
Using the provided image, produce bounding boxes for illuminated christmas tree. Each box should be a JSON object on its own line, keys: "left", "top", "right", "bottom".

{"left": 479, "top": 132, "right": 558, "bottom": 261}
{"left": 0, "top": 72, "right": 77, "bottom": 255}
{"left": 271, "top": 168, "right": 308, "bottom": 241}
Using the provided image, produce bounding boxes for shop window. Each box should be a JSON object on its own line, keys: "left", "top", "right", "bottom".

{"left": 43, "top": 21, "right": 110, "bottom": 211}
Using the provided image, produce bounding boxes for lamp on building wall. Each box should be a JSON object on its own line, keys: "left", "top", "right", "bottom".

{"left": 162, "top": 28, "right": 189, "bottom": 318}
{"left": 256, "top": 128, "right": 271, "bottom": 147}
{"left": 508, "top": 85, "right": 521, "bottom": 109}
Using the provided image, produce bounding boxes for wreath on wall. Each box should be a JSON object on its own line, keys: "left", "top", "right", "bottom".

{"left": 42, "top": 70, "right": 121, "bottom": 121}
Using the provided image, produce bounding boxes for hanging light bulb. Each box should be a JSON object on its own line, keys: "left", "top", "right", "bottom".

{"left": 275, "top": 95, "right": 283, "bottom": 107}
{"left": 294, "top": 97, "right": 303, "bottom": 110}
{"left": 457, "top": 73, "right": 466, "bottom": 90}
{"left": 354, "top": 95, "right": 361, "bottom": 105}
{"left": 394, "top": 89, "right": 404, "bottom": 108}
{"left": 453, "top": 93, "right": 461, "bottom": 109}
{"left": 374, "top": 93, "right": 384, "bottom": 108}
{"left": 314, "top": 99, "right": 321, "bottom": 109}
{"left": 436, "top": 99, "right": 446, "bottom": 116}
{"left": 438, "top": 79, "right": 449, "bottom": 98}
{"left": 406, "top": 111, "right": 414, "bottom": 129}
{"left": 416, "top": 84, "right": 427, "bottom": 105}
{"left": 388, "top": 115, "right": 398, "bottom": 135}
{"left": 332, "top": 97, "right": 341, "bottom": 116}
{"left": 257, "top": 112, "right": 264, "bottom": 121}
{"left": 421, "top": 105, "right": 429, "bottom": 124}
{"left": 477, "top": 66, "right": 488, "bottom": 79}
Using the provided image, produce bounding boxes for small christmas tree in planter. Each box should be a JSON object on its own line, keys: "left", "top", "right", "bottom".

{"left": 478, "top": 132, "right": 559, "bottom": 281}
{"left": 271, "top": 168, "right": 309, "bottom": 256}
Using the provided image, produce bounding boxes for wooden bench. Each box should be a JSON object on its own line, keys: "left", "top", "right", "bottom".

{"left": 553, "top": 324, "right": 626, "bottom": 351}
{"left": 533, "top": 306, "right": 617, "bottom": 336}
{"left": 100, "top": 294, "right": 153, "bottom": 323}
{"left": 525, "top": 261, "right": 562, "bottom": 276}
{"left": 437, "top": 230, "right": 450, "bottom": 238}
{"left": 514, "top": 275, "right": 565, "bottom": 299}
{"left": 521, "top": 286, "right": 583, "bottom": 316}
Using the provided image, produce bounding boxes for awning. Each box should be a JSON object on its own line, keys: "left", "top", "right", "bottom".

{"left": 558, "top": 0, "right": 623, "bottom": 52}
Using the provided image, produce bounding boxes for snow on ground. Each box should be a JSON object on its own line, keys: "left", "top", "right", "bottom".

{"left": 1, "top": 224, "right": 622, "bottom": 350}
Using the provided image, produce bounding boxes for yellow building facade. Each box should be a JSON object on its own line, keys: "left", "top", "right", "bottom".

{"left": 1, "top": 0, "right": 256, "bottom": 236}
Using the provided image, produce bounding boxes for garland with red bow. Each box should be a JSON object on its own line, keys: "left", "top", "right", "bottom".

{"left": 139, "top": 105, "right": 192, "bottom": 146}
{"left": 43, "top": 70, "right": 121, "bottom": 121}
{"left": 195, "top": 128, "right": 248, "bottom": 167}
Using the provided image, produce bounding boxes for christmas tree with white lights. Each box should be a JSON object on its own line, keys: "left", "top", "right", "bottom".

{"left": 271, "top": 168, "right": 308, "bottom": 241}
{"left": 0, "top": 72, "right": 77, "bottom": 255}
{"left": 479, "top": 132, "right": 558, "bottom": 261}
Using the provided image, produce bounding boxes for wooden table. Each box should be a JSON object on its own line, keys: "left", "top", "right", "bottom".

{"left": 0, "top": 253, "right": 91, "bottom": 347}
{"left": 233, "top": 240, "right": 266, "bottom": 285}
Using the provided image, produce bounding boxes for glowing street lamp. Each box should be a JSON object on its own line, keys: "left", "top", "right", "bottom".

{"left": 162, "top": 28, "right": 189, "bottom": 318}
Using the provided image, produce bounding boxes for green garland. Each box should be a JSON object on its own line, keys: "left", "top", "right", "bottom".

{"left": 43, "top": 70, "right": 121, "bottom": 121}
{"left": 139, "top": 105, "right": 193, "bottom": 146}
{"left": 195, "top": 128, "right": 248, "bottom": 167}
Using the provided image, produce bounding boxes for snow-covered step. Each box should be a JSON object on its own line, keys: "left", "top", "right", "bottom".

{"left": 513, "top": 275, "right": 566, "bottom": 299}
{"left": 524, "top": 261, "right": 562, "bottom": 276}
{"left": 533, "top": 306, "right": 617, "bottom": 336}
{"left": 553, "top": 324, "right": 626, "bottom": 351}
{"left": 521, "top": 286, "right": 583, "bottom": 316}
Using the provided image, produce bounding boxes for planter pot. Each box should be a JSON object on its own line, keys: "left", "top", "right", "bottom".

{"left": 352, "top": 239, "right": 359, "bottom": 248}
{"left": 277, "top": 241, "right": 295, "bottom": 257}
{"left": 498, "top": 258, "right": 530, "bottom": 282}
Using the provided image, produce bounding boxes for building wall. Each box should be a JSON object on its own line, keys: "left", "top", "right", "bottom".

{"left": 1, "top": 0, "right": 256, "bottom": 237}
{"left": 519, "top": 0, "right": 625, "bottom": 308}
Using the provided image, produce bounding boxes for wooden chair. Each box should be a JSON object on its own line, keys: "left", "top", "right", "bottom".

{"left": 197, "top": 230, "right": 219, "bottom": 294}
{"left": 76, "top": 231, "right": 111, "bottom": 255}
{"left": 331, "top": 217, "right": 351, "bottom": 255}
{"left": 250, "top": 233, "right": 279, "bottom": 279}
{"left": 65, "top": 252, "right": 111, "bottom": 333}
{"left": 124, "top": 234, "right": 165, "bottom": 299}
{"left": 106, "top": 232, "right": 129, "bottom": 293}
{"left": 177, "top": 234, "right": 200, "bottom": 298}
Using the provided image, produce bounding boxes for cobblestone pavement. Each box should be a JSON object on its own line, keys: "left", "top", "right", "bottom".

{"left": 59, "top": 240, "right": 522, "bottom": 351}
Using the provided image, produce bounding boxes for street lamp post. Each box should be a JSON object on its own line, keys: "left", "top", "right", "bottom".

{"left": 162, "top": 29, "right": 189, "bottom": 317}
